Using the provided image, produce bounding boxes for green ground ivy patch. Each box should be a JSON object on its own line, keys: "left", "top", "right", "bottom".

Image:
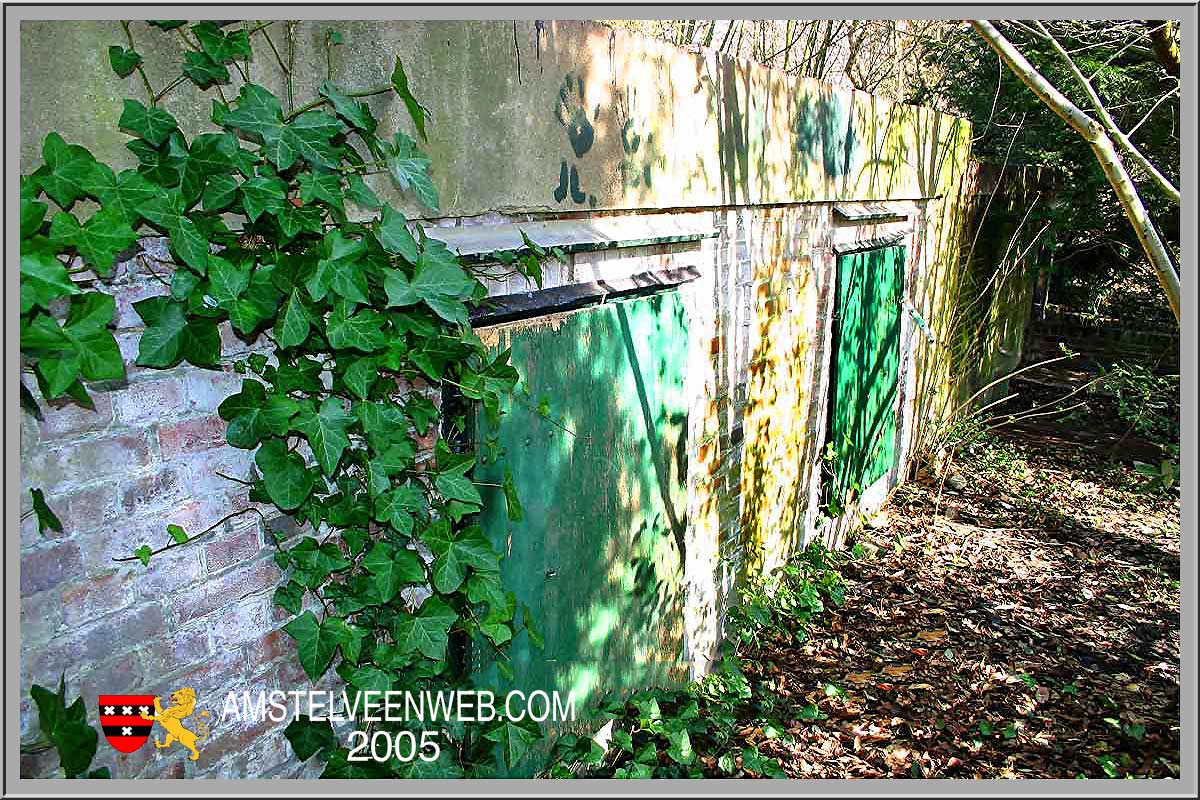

{"left": 20, "top": 20, "right": 553, "bottom": 777}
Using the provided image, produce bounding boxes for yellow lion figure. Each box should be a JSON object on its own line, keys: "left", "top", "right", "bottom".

{"left": 139, "top": 688, "right": 210, "bottom": 761}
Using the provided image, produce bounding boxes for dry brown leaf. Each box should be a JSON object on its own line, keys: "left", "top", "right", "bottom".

{"left": 846, "top": 671, "right": 875, "bottom": 685}
{"left": 882, "top": 664, "right": 915, "bottom": 677}
{"left": 917, "top": 629, "right": 948, "bottom": 643}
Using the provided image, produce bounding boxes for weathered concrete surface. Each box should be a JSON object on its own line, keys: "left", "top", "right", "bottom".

{"left": 20, "top": 20, "right": 969, "bottom": 219}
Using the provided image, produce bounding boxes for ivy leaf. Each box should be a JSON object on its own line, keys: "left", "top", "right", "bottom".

{"left": 274, "top": 579, "right": 305, "bottom": 615}
{"left": 276, "top": 204, "right": 325, "bottom": 241}
{"left": 343, "top": 356, "right": 378, "bottom": 400}
{"left": 134, "top": 545, "right": 153, "bottom": 566}
{"left": 373, "top": 481, "right": 425, "bottom": 535}
{"left": 413, "top": 250, "right": 475, "bottom": 299}
{"left": 308, "top": 231, "right": 367, "bottom": 303}
{"left": 390, "top": 57, "right": 429, "bottom": 142}
{"left": 503, "top": 468, "right": 524, "bottom": 522}
{"left": 383, "top": 131, "right": 438, "bottom": 211}
{"left": 435, "top": 460, "right": 483, "bottom": 507}
{"left": 283, "top": 715, "right": 336, "bottom": 761}
{"left": 126, "top": 130, "right": 189, "bottom": 188}
{"left": 39, "top": 133, "right": 98, "bottom": 209}
{"left": 183, "top": 50, "right": 230, "bottom": 88}
{"left": 484, "top": 718, "right": 543, "bottom": 770}
{"left": 282, "top": 610, "right": 340, "bottom": 680}
{"left": 167, "top": 524, "right": 189, "bottom": 544}
{"left": 424, "top": 295, "right": 469, "bottom": 325}
{"left": 338, "top": 662, "right": 393, "bottom": 695}
{"left": 298, "top": 172, "right": 344, "bottom": 212}
{"left": 377, "top": 204, "right": 419, "bottom": 262}
{"left": 192, "top": 21, "right": 251, "bottom": 63}
{"left": 81, "top": 166, "right": 158, "bottom": 226}
{"left": 293, "top": 397, "right": 354, "bottom": 476}
{"left": 391, "top": 596, "right": 457, "bottom": 661}
{"left": 118, "top": 99, "right": 179, "bottom": 147}
{"left": 254, "top": 438, "right": 315, "bottom": 510}
{"left": 21, "top": 295, "right": 121, "bottom": 398}
{"left": 275, "top": 290, "right": 312, "bottom": 349}
{"left": 346, "top": 174, "right": 382, "bottom": 210}
{"left": 319, "top": 81, "right": 377, "bottom": 133}
{"left": 20, "top": 250, "right": 79, "bottom": 314}
{"left": 323, "top": 617, "right": 365, "bottom": 664}
{"left": 326, "top": 302, "right": 387, "bottom": 352}
{"left": 423, "top": 523, "right": 498, "bottom": 593}
{"left": 30, "top": 488, "right": 63, "bottom": 536}
{"left": 48, "top": 208, "right": 137, "bottom": 276}
{"left": 202, "top": 173, "right": 240, "bottom": 212}
{"left": 21, "top": 197, "right": 48, "bottom": 239}
{"left": 362, "top": 541, "right": 425, "bottom": 604}
{"left": 224, "top": 83, "right": 342, "bottom": 171}
{"left": 107, "top": 45, "right": 142, "bottom": 77}
{"left": 239, "top": 175, "right": 287, "bottom": 222}
{"left": 218, "top": 379, "right": 301, "bottom": 448}
{"left": 666, "top": 728, "right": 695, "bottom": 765}
{"left": 133, "top": 297, "right": 220, "bottom": 368}
{"left": 53, "top": 720, "right": 100, "bottom": 778}
{"left": 206, "top": 254, "right": 251, "bottom": 307}
{"left": 139, "top": 191, "right": 209, "bottom": 274}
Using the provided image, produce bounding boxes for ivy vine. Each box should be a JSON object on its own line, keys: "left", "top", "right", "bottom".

{"left": 21, "top": 20, "right": 553, "bottom": 777}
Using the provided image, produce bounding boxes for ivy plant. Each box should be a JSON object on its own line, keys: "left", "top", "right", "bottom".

{"left": 20, "top": 20, "right": 554, "bottom": 777}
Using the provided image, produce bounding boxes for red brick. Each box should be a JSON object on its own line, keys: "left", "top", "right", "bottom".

{"left": 21, "top": 589, "right": 65, "bottom": 644}
{"left": 203, "top": 524, "right": 264, "bottom": 574}
{"left": 158, "top": 415, "right": 229, "bottom": 458}
{"left": 171, "top": 558, "right": 282, "bottom": 626}
{"left": 31, "top": 603, "right": 165, "bottom": 683}
{"left": 60, "top": 571, "right": 136, "bottom": 626}
{"left": 113, "top": 379, "right": 187, "bottom": 425}
{"left": 21, "top": 541, "right": 83, "bottom": 597}
{"left": 119, "top": 465, "right": 187, "bottom": 516}
{"left": 25, "top": 433, "right": 154, "bottom": 496}
{"left": 209, "top": 594, "right": 277, "bottom": 650}
{"left": 61, "top": 483, "right": 121, "bottom": 535}
{"left": 144, "top": 647, "right": 244, "bottom": 697}
{"left": 184, "top": 369, "right": 244, "bottom": 414}
{"left": 113, "top": 281, "right": 169, "bottom": 329}
{"left": 251, "top": 626, "right": 294, "bottom": 665}
{"left": 139, "top": 623, "right": 212, "bottom": 677}
{"left": 37, "top": 393, "right": 114, "bottom": 438}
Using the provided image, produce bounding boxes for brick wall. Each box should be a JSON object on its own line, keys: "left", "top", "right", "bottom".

{"left": 21, "top": 196, "right": 957, "bottom": 777}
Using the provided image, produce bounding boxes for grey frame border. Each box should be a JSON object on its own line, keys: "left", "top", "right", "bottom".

{"left": 6, "top": 3, "right": 1194, "bottom": 797}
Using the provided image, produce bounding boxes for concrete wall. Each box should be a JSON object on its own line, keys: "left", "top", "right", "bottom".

{"left": 18, "top": 19, "right": 978, "bottom": 778}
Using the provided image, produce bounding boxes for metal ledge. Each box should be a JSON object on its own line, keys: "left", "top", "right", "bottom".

{"left": 470, "top": 267, "right": 701, "bottom": 327}
{"left": 423, "top": 214, "right": 718, "bottom": 264}
{"left": 833, "top": 202, "right": 909, "bottom": 224}
{"left": 833, "top": 232, "right": 909, "bottom": 256}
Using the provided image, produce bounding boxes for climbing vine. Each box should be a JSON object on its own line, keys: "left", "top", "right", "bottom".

{"left": 20, "top": 20, "right": 552, "bottom": 776}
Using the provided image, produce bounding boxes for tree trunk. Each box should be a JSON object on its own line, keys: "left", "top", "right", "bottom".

{"left": 971, "top": 20, "right": 1180, "bottom": 325}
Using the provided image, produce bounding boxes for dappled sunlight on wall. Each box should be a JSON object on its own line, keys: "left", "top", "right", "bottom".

{"left": 737, "top": 209, "right": 822, "bottom": 577}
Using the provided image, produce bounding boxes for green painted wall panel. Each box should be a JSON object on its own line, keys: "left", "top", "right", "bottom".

{"left": 827, "top": 245, "right": 905, "bottom": 502}
{"left": 472, "top": 291, "right": 691, "bottom": 771}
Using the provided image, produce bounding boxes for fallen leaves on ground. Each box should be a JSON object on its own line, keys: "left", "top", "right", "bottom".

{"left": 737, "top": 427, "right": 1179, "bottom": 779}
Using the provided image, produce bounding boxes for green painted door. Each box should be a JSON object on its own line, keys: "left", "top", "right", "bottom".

{"left": 472, "top": 291, "right": 690, "bottom": 772}
{"left": 826, "top": 245, "right": 905, "bottom": 504}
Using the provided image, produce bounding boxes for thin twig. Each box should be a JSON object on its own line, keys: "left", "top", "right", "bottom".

{"left": 111, "top": 507, "right": 266, "bottom": 563}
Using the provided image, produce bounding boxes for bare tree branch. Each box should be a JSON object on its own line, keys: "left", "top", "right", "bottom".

{"left": 1033, "top": 21, "right": 1179, "bottom": 204}
{"left": 971, "top": 20, "right": 1179, "bottom": 324}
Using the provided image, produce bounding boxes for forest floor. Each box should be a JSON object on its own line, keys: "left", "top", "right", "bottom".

{"left": 743, "top": 425, "right": 1180, "bottom": 779}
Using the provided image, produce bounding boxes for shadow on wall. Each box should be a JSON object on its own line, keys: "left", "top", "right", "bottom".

{"left": 472, "top": 292, "right": 691, "bottom": 774}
